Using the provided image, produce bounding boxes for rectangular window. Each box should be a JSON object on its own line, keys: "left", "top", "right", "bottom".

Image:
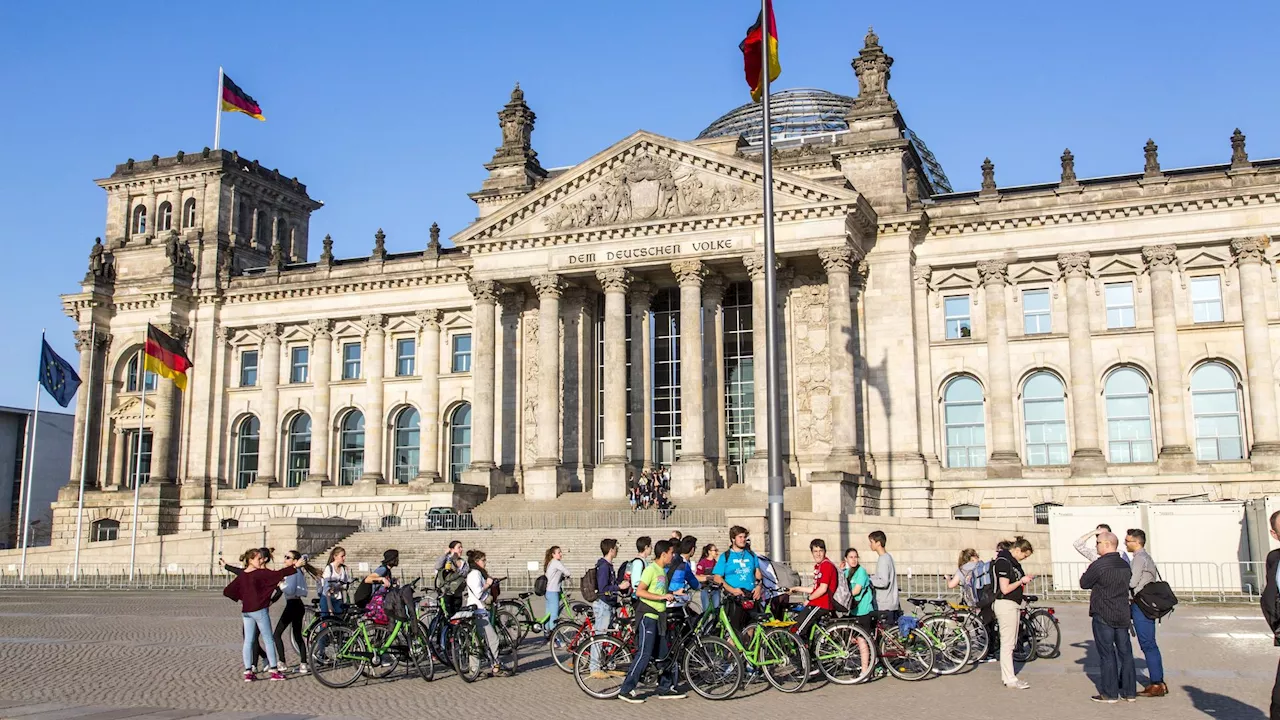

{"left": 723, "top": 282, "right": 756, "bottom": 468}
{"left": 1105, "top": 282, "right": 1136, "bottom": 329}
{"left": 1022, "top": 289, "right": 1051, "bottom": 334}
{"left": 342, "top": 343, "right": 362, "bottom": 380}
{"left": 123, "top": 429, "right": 153, "bottom": 488}
{"left": 240, "top": 350, "right": 259, "bottom": 387}
{"left": 944, "top": 295, "right": 971, "bottom": 339}
{"left": 396, "top": 338, "right": 416, "bottom": 377}
{"left": 652, "top": 288, "right": 682, "bottom": 465}
{"left": 1191, "top": 276, "right": 1224, "bottom": 323}
{"left": 289, "top": 346, "right": 309, "bottom": 384}
{"left": 452, "top": 334, "right": 472, "bottom": 373}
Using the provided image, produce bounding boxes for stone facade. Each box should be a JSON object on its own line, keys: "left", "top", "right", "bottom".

{"left": 48, "top": 31, "right": 1280, "bottom": 547}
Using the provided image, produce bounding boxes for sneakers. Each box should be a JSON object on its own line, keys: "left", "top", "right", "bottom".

{"left": 296, "top": 663, "right": 309, "bottom": 675}
{"left": 1122, "top": 697, "right": 1137, "bottom": 703}
{"left": 1091, "top": 695, "right": 1119, "bottom": 704}
{"left": 655, "top": 688, "right": 686, "bottom": 700}
{"left": 618, "top": 690, "right": 644, "bottom": 704}
{"left": 1005, "top": 680, "right": 1030, "bottom": 690}
{"left": 243, "top": 670, "right": 257, "bottom": 682}
{"left": 268, "top": 671, "right": 286, "bottom": 681}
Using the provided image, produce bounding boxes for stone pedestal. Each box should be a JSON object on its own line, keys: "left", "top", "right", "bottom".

{"left": 808, "top": 471, "right": 860, "bottom": 515}
{"left": 522, "top": 464, "right": 566, "bottom": 501}
{"left": 671, "top": 458, "right": 712, "bottom": 498}
{"left": 593, "top": 462, "right": 629, "bottom": 500}
{"left": 425, "top": 481, "right": 491, "bottom": 512}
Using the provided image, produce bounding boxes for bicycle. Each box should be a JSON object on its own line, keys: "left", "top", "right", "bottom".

{"left": 449, "top": 607, "right": 519, "bottom": 682}
{"left": 709, "top": 594, "right": 810, "bottom": 693}
{"left": 548, "top": 601, "right": 632, "bottom": 674}
{"left": 868, "top": 612, "right": 936, "bottom": 681}
{"left": 906, "top": 597, "right": 973, "bottom": 674}
{"left": 1010, "top": 595, "right": 1061, "bottom": 661}
{"left": 916, "top": 598, "right": 990, "bottom": 666}
{"left": 495, "top": 589, "right": 584, "bottom": 646}
{"left": 309, "top": 579, "right": 434, "bottom": 688}
{"left": 573, "top": 603, "right": 742, "bottom": 701}
{"left": 784, "top": 601, "right": 877, "bottom": 685}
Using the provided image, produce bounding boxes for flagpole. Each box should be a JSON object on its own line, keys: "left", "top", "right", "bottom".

{"left": 128, "top": 328, "right": 149, "bottom": 582}
{"left": 19, "top": 331, "right": 47, "bottom": 582}
{"left": 214, "top": 67, "right": 224, "bottom": 150}
{"left": 760, "top": 0, "right": 785, "bottom": 561}
{"left": 72, "top": 323, "right": 96, "bottom": 581}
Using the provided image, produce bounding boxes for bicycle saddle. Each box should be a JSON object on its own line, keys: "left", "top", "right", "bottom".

{"left": 449, "top": 610, "right": 475, "bottom": 622}
{"left": 571, "top": 602, "right": 591, "bottom": 614}
{"left": 518, "top": 591, "right": 533, "bottom": 599}
{"left": 1024, "top": 595, "right": 1039, "bottom": 603}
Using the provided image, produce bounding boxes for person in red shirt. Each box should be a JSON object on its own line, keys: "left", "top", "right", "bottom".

{"left": 790, "top": 538, "right": 838, "bottom": 638}
{"left": 223, "top": 547, "right": 297, "bottom": 682}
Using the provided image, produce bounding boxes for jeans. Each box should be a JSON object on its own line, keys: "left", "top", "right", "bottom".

{"left": 590, "top": 600, "right": 614, "bottom": 672}
{"left": 242, "top": 608, "right": 279, "bottom": 670}
{"left": 545, "top": 591, "right": 561, "bottom": 636}
{"left": 1092, "top": 616, "right": 1136, "bottom": 699}
{"left": 473, "top": 607, "right": 501, "bottom": 668}
{"left": 993, "top": 599, "right": 1021, "bottom": 685}
{"left": 700, "top": 587, "right": 721, "bottom": 615}
{"left": 1130, "top": 604, "right": 1163, "bottom": 684}
{"left": 620, "top": 615, "right": 676, "bottom": 696}
{"left": 319, "top": 595, "right": 342, "bottom": 617}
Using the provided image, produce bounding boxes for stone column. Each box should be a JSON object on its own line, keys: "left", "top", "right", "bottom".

{"left": 1059, "top": 252, "right": 1106, "bottom": 474}
{"left": 671, "top": 260, "right": 710, "bottom": 496}
{"left": 145, "top": 186, "right": 157, "bottom": 239}
{"left": 462, "top": 282, "right": 501, "bottom": 494}
{"left": 69, "top": 329, "right": 105, "bottom": 489}
{"left": 1232, "top": 237, "right": 1280, "bottom": 467}
{"left": 595, "top": 269, "right": 632, "bottom": 498}
{"left": 416, "top": 310, "right": 443, "bottom": 483}
{"left": 629, "top": 281, "right": 655, "bottom": 471}
{"left": 820, "top": 246, "right": 863, "bottom": 474}
{"left": 250, "top": 206, "right": 260, "bottom": 248}
{"left": 978, "top": 260, "right": 1021, "bottom": 477}
{"left": 743, "top": 250, "right": 774, "bottom": 492}
{"left": 911, "top": 264, "right": 938, "bottom": 478}
{"left": 360, "top": 314, "right": 387, "bottom": 484}
{"left": 702, "top": 274, "right": 728, "bottom": 482}
{"left": 306, "top": 319, "right": 333, "bottom": 486}
{"left": 1143, "top": 245, "right": 1194, "bottom": 468}
{"left": 526, "top": 274, "right": 566, "bottom": 500}
{"left": 257, "top": 323, "right": 282, "bottom": 486}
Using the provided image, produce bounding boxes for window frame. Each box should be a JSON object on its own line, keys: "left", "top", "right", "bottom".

{"left": 157, "top": 201, "right": 173, "bottom": 232}
{"left": 338, "top": 410, "right": 365, "bottom": 485}
{"left": 944, "top": 294, "right": 972, "bottom": 340}
{"left": 285, "top": 413, "right": 311, "bottom": 487}
{"left": 1033, "top": 502, "right": 1061, "bottom": 525}
{"left": 1104, "top": 367, "right": 1154, "bottom": 464}
{"left": 1191, "top": 275, "right": 1224, "bottom": 324}
{"left": 132, "top": 205, "right": 147, "bottom": 234}
{"left": 1021, "top": 288, "right": 1052, "bottom": 335}
{"left": 289, "top": 345, "right": 310, "bottom": 384}
{"left": 239, "top": 350, "right": 259, "bottom": 387}
{"left": 122, "top": 428, "right": 152, "bottom": 488}
{"left": 1022, "top": 371, "right": 1070, "bottom": 466}
{"left": 395, "top": 337, "right": 416, "bottom": 377}
{"left": 448, "top": 403, "right": 472, "bottom": 483}
{"left": 951, "top": 504, "right": 981, "bottom": 522}
{"left": 451, "top": 333, "right": 472, "bottom": 373}
{"left": 1104, "top": 281, "right": 1136, "bottom": 329}
{"left": 182, "top": 197, "right": 198, "bottom": 228}
{"left": 341, "top": 342, "right": 362, "bottom": 380}
{"left": 392, "top": 407, "right": 420, "bottom": 484}
{"left": 91, "top": 519, "right": 120, "bottom": 542}
{"left": 1191, "top": 362, "right": 1244, "bottom": 461}
{"left": 942, "top": 376, "right": 987, "bottom": 468}
{"left": 235, "top": 416, "right": 261, "bottom": 489}
{"left": 125, "top": 351, "right": 158, "bottom": 393}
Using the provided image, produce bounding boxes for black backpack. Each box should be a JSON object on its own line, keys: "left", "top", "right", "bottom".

{"left": 534, "top": 574, "right": 549, "bottom": 597}
{"left": 580, "top": 564, "right": 600, "bottom": 603}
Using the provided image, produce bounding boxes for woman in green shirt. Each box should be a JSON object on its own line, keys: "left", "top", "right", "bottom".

{"left": 842, "top": 547, "right": 874, "bottom": 678}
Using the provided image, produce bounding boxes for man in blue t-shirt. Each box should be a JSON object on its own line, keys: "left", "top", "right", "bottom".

{"left": 712, "top": 526, "right": 762, "bottom": 633}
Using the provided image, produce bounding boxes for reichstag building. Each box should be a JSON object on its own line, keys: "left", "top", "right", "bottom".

{"left": 54, "top": 30, "right": 1280, "bottom": 542}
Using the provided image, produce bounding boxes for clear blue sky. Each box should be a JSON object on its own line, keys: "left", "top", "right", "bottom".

{"left": 0, "top": 1, "right": 1276, "bottom": 410}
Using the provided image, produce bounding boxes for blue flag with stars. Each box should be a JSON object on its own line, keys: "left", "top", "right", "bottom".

{"left": 39, "top": 338, "right": 81, "bottom": 408}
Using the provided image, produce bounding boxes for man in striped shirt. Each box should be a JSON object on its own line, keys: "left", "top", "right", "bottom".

{"left": 1080, "top": 531, "right": 1136, "bottom": 703}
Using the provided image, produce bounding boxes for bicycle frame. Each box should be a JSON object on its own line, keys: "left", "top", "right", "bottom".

{"left": 715, "top": 604, "right": 792, "bottom": 669}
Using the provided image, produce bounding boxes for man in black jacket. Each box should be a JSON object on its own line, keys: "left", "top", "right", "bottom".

{"left": 1080, "top": 531, "right": 1135, "bottom": 703}
{"left": 1262, "top": 511, "right": 1280, "bottom": 720}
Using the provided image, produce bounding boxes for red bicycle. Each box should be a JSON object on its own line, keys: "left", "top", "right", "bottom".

{"left": 548, "top": 601, "right": 635, "bottom": 673}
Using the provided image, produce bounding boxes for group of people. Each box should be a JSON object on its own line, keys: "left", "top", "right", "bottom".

{"left": 628, "top": 468, "right": 673, "bottom": 513}
{"left": 219, "top": 547, "right": 324, "bottom": 681}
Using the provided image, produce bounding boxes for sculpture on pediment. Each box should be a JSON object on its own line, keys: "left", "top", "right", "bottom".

{"left": 164, "top": 233, "right": 195, "bottom": 273}
{"left": 852, "top": 27, "right": 895, "bottom": 113}
{"left": 544, "top": 154, "right": 762, "bottom": 231}
{"left": 86, "top": 237, "right": 116, "bottom": 283}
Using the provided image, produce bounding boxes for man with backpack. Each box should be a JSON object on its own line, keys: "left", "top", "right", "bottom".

{"left": 585, "top": 538, "right": 630, "bottom": 677}
{"left": 1127, "top": 528, "right": 1166, "bottom": 698}
{"left": 625, "top": 537, "right": 653, "bottom": 597}
{"left": 713, "top": 526, "right": 763, "bottom": 634}
{"left": 790, "top": 539, "right": 839, "bottom": 638}
{"left": 666, "top": 536, "right": 700, "bottom": 608}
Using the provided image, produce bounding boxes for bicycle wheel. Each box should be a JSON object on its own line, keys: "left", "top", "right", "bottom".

{"left": 310, "top": 625, "right": 367, "bottom": 689}
{"left": 549, "top": 619, "right": 584, "bottom": 674}
{"left": 364, "top": 625, "right": 400, "bottom": 678}
{"left": 1010, "top": 623, "right": 1036, "bottom": 664}
{"left": 682, "top": 636, "right": 743, "bottom": 700}
{"left": 497, "top": 623, "right": 520, "bottom": 674}
{"left": 452, "top": 623, "right": 484, "bottom": 683}
{"left": 1030, "top": 610, "right": 1061, "bottom": 659}
{"left": 408, "top": 624, "right": 435, "bottom": 682}
{"left": 962, "top": 613, "right": 989, "bottom": 663}
{"left": 573, "top": 636, "right": 633, "bottom": 700}
{"left": 922, "top": 616, "right": 971, "bottom": 675}
{"left": 496, "top": 604, "right": 526, "bottom": 646}
{"left": 813, "top": 620, "right": 876, "bottom": 685}
{"left": 758, "top": 627, "right": 809, "bottom": 693}
{"left": 879, "top": 629, "right": 935, "bottom": 681}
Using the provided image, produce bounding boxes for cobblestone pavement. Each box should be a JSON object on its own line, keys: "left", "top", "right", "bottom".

{"left": 0, "top": 591, "right": 1272, "bottom": 720}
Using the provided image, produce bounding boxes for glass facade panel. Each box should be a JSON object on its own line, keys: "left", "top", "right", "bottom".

{"left": 723, "top": 282, "right": 755, "bottom": 470}
{"left": 652, "top": 288, "right": 681, "bottom": 466}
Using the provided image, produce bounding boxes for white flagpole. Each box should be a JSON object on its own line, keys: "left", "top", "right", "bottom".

{"left": 73, "top": 323, "right": 96, "bottom": 581}
{"left": 213, "top": 67, "right": 224, "bottom": 150}
{"left": 759, "top": 0, "right": 785, "bottom": 562}
{"left": 128, "top": 329, "right": 149, "bottom": 582}
{"left": 19, "top": 330, "right": 47, "bottom": 581}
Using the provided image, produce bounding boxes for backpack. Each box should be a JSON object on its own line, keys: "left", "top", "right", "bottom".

{"left": 533, "top": 574, "right": 548, "bottom": 597}
{"left": 831, "top": 562, "right": 852, "bottom": 615}
{"left": 1133, "top": 572, "right": 1178, "bottom": 620}
{"left": 966, "top": 560, "right": 996, "bottom": 609}
{"left": 580, "top": 564, "right": 601, "bottom": 603}
{"left": 664, "top": 554, "right": 686, "bottom": 589}
{"left": 383, "top": 585, "right": 416, "bottom": 622}
{"left": 437, "top": 566, "right": 467, "bottom": 599}
{"left": 364, "top": 589, "right": 390, "bottom": 625}
{"left": 624, "top": 557, "right": 647, "bottom": 590}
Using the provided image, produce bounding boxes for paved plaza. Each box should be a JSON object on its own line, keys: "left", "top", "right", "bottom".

{"left": 0, "top": 590, "right": 1272, "bottom": 720}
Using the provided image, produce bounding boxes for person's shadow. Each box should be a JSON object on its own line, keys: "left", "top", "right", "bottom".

{"left": 1185, "top": 685, "right": 1267, "bottom": 719}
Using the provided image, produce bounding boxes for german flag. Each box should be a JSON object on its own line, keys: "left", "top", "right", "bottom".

{"left": 221, "top": 74, "right": 265, "bottom": 121}
{"left": 740, "top": 0, "right": 781, "bottom": 103}
{"left": 144, "top": 324, "right": 193, "bottom": 391}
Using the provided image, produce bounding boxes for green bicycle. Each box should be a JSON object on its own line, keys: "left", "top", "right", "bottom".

{"left": 905, "top": 598, "right": 973, "bottom": 674}
{"left": 710, "top": 595, "right": 810, "bottom": 692}
{"left": 787, "top": 605, "right": 877, "bottom": 685}
{"left": 310, "top": 583, "right": 434, "bottom": 689}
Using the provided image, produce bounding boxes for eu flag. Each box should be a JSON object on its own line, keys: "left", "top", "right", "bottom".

{"left": 39, "top": 338, "right": 81, "bottom": 408}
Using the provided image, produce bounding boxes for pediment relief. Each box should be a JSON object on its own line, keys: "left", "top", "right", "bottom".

{"left": 442, "top": 312, "right": 472, "bottom": 329}
{"left": 111, "top": 396, "right": 155, "bottom": 422}
{"left": 454, "top": 132, "right": 855, "bottom": 246}
{"left": 932, "top": 269, "right": 977, "bottom": 291}
{"left": 1012, "top": 263, "right": 1057, "bottom": 285}
{"left": 1094, "top": 255, "right": 1141, "bottom": 277}
{"left": 385, "top": 316, "right": 417, "bottom": 333}
{"left": 332, "top": 320, "right": 365, "bottom": 339}
{"left": 1182, "top": 248, "right": 1229, "bottom": 270}
{"left": 280, "top": 326, "right": 310, "bottom": 342}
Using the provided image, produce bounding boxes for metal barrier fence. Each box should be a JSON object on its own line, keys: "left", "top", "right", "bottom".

{"left": 361, "top": 508, "right": 727, "bottom": 533}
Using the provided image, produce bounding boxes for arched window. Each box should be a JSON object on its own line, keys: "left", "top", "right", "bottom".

{"left": 448, "top": 403, "right": 472, "bottom": 484}
{"left": 951, "top": 504, "right": 980, "bottom": 522}
{"left": 235, "top": 416, "right": 260, "bottom": 488}
{"left": 339, "top": 410, "right": 365, "bottom": 485}
{"left": 943, "top": 376, "right": 986, "bottom": 468}
{"left": 1192, "top": 362, "right": 1244, "bottom": 461}
{"left": 286, "top": 414, "right": 311, "bottom": 487}
{"left": 132, "top": 205, "right": 147, "bottom": 234}
{"left": 1023, "top": 372, "right": 1068, "bottom": 466}
{"left": 182, "top": 198, "right": 198, "bottom": 228}
{"left": 392, "top": 408, "right": 420, "bottom": 484}
{"left": 1105, "top": 368, "right": 1154, "bottom": 464}
{"left": 91, "top": 518, "right": 120, "bottom": 542}
{"left": 125, "top": 351, "right": 158, "bottom": 393}
{"left": 157, "top": 201, "right": 173, "bottom": 232}
{"left": 219, "top": 517, "right": 240, "bottom": 530}
{"left": 380, "top": 515, "right": 401, "bottom": 529}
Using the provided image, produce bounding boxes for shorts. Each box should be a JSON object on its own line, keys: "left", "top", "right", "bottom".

{"left": 851, "top": 614, "right": 875, "bottom": 633}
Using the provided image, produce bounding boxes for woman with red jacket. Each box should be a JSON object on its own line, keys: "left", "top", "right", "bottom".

{"left": 224, "top": 547, "right": 297, "bottom": 681}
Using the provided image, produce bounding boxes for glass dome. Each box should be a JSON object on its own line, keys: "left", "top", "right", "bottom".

{"left": 696, "top": 87, "right": 953, "bottom": 193}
